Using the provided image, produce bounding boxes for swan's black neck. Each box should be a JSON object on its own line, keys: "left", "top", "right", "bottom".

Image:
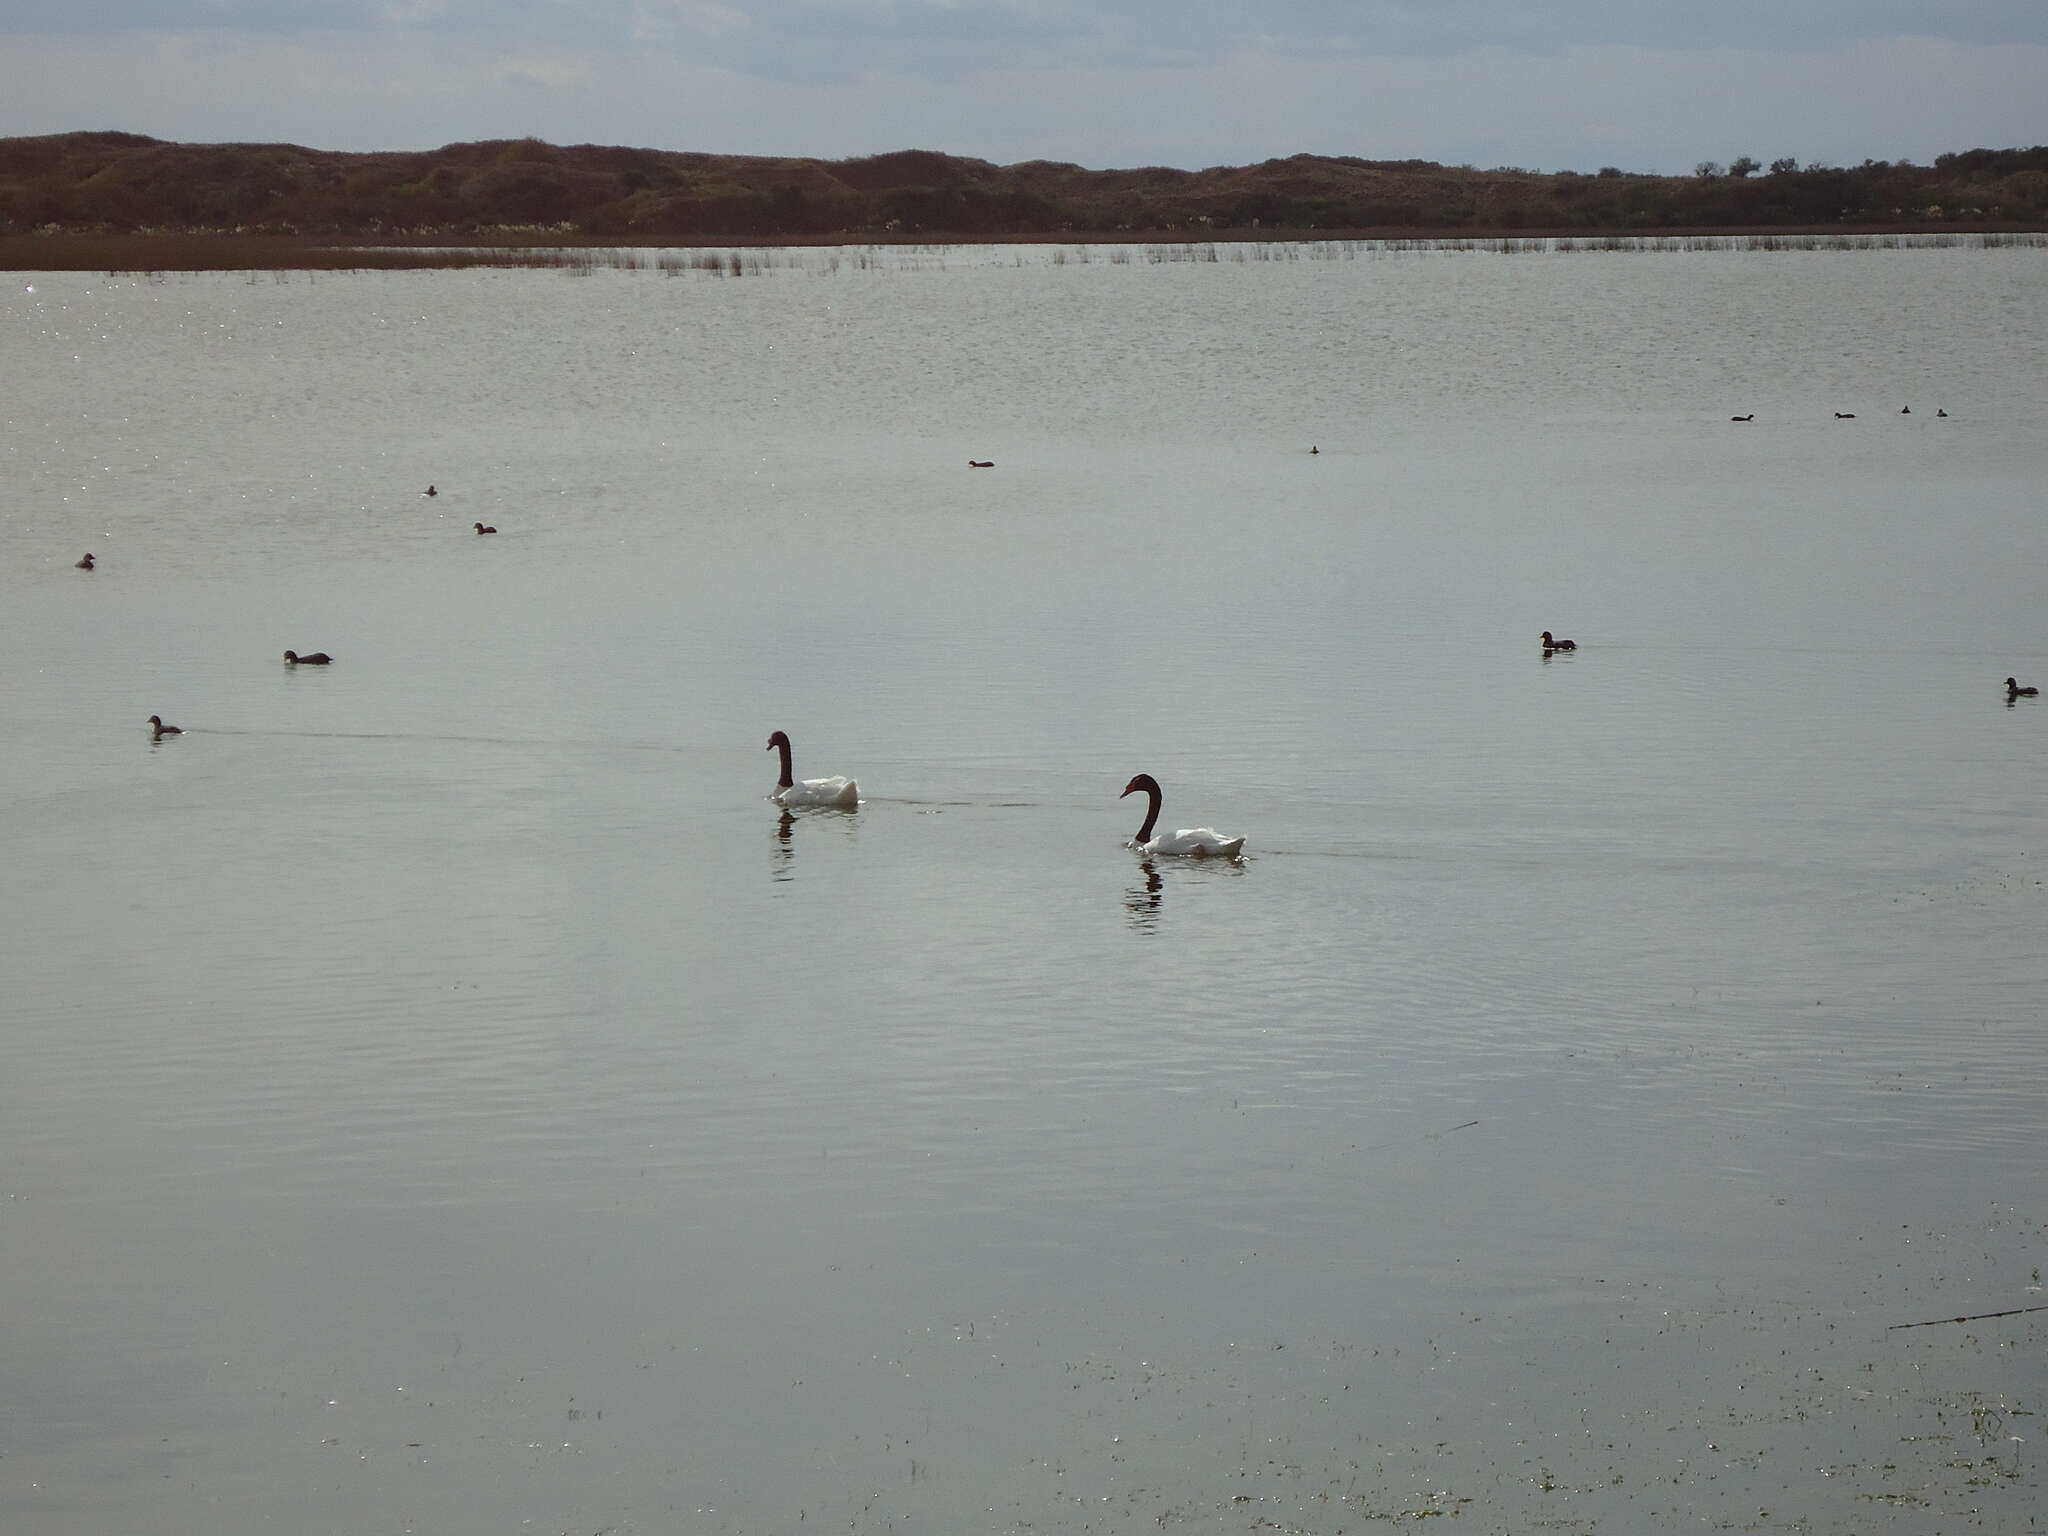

{"left": 1129, "top": 779, "right": 1161, "bottom": 843}
{"left": 769, "top": 733, "right": 794, "bottom": 789}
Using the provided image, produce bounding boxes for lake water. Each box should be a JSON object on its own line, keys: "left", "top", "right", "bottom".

{"left": 3, "top": 239, "right": 2045, "bottom": 1534}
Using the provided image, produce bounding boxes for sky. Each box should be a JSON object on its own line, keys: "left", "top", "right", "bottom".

{"left": 2, "top": 2, "right": 2045, "bottom": 174}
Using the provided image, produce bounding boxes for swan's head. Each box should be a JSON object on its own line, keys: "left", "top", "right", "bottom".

{"left": 1121, "top": 774, "right": 1160, "bottom": 799}
{"left": 283, "top": 651, "right": 297, "bottom": 662}
{"left": 767, "top": 730, "right": 791, "bottom": 753}
{"left": 2008, "top": 678, "right": 2021, "bottom": 689}
{"left": 148, "top": 716, "right": 162, "bottom": 727}
{"left": 1540, "top": 632, "right": 1554, "bottom": 644}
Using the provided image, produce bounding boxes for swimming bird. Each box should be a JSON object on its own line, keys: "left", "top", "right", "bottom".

{"left": 473, "top": 522, "right": 496, "bottom": 535}
{"left": 75, "top": 552, "right": 94, "bottom": 569}
{"left": 1835, "top": 412, "right": 1856, "bottom": 419}
{"left": 282, "top": 650, "right": 332, "bottom": 665}
{"left": 1901, "top": 406, "right": 1911, "bottom": 414}
{"left": 767, "top": 730, "right": 860, "bottom": 808}
{"left": 968, "top": 460, "right": 995, "bottom": 468}
{"left": 424, "top": 484, "right": 438, "bottom": 497}
{"left": 1540, "top": 631, "right": 1576, "bottom": 651}
{"left": 1121, "top": 773, "right": 1245, "bottom": 859}
{"left": 1731, "top": 414, "right": 1753, "bottom": 422}
{"left": 148, "top": 715, "right": 181, "bottom": 739}
{"left": 2007, "top": 677, "right": 2038, "bottom": 698}
{"left": 1937, "top": 409, "right": 1948, "bottom": 418}
{"left": 1310, "top": 445, "right": 1320, "bottom": 454}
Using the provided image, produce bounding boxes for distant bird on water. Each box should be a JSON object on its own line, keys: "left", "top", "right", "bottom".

{"left": 1901, "top": 406, "right": 1911, "bottom": 414}
{"left": 1937, "top": 409, "right": 1948, "bottom": 418}
{"left": 424, "top": 484, "right": 438, "bottom": 497}
{"left": 1730, "top": 414, "right": 1753, "bottom": 422}
{"left": 767, "top": 730, "right": 860, "bottom": 809}
{"left": 75, "top": 552, "right": 94, "bottom": 569}
{"left": 1310, "top": 445, "right": 1319, "bottom": 454}
{"left": 968, "top": 460, "right": 995, "bottom": 468}
{"left": 1541, "top": 631, "right": 1576, "bottom": 652}
{"left": 1834, "top": 412, "right": 1856, "bottom": 419}
{"left": 1121, "top": 773, "right": 1245, "bottom": 859}
{"left": 473, "top": 522, "right": 496, "bottom": 535}
{"left": 148, "top": 715, "right": 181, "bottom": 739}
{"left": 283, "top": 650, "right": 333, "bottom": 665}
{"left": 2007, "top": 677, "right": 2038, "bottom": 699}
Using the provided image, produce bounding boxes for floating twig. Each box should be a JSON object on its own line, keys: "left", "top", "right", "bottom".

{"left": 1887, "top": 1303, "right": 2048, "bottom": 1331}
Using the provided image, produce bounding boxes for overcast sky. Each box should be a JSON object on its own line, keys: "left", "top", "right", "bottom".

{"left": 3, "top": 2, "right": 2045, "bottom": 173}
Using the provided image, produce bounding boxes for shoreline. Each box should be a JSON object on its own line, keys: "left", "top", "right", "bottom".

{"left": 5, "top": 222, "right": 2045, "bottom": 272}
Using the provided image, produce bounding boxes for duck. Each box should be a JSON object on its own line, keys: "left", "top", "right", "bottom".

{"left": 75, "top": 552, "right": 94, "bottom": 569}
{"left": 1901, "top": 406, "right": 1911, "bottom": 414}
{"left": 767, "top": 730, "right": 860, "bottom": 808}
{"left": 1310, "top": 445, "right": 1320, "bottom": 454}
{"left": 2007, "top": 677, "right": 2038, "bottom": 699}
{"left": 1834, "top": 412, "right": 1856, "bottom": 419}
{"left": 1730, "top": 414, "right": 1753, "bottom": 422}
{"left": 282, "top": 650, "right": 333, "bottom": 665}
{"left": 968, "top": 460, "right": 995, "bottom": 468}
{"left": 1540, "top": 631, "right": 1576, "bottom": 651}
{"left": 1121, "top": 773, "right": 1245, "bottom": 859}
{"left": 1937, "top": 409, "right": 1948, "bottom": 418}
{"left": 148, "top": 715, "right": 181, "bottom": 739}
{"left": 424, "top": 484, "right": 438, "bottom": 497}
{"left": 473, "top": 522, "right": 496, "bottom": 535}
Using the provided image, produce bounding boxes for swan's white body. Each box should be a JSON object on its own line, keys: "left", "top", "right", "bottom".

{"left": 1136, "top": 826, "right": 1246, "bottom": 858}
{"left": 1122, "top": 774, "right": 1244, "bottom": 858}
{"left": 768, "top": 731, "right": 859, "bottom": 809}
{"left": 775, "top": 776, "right": 860, "bottom": 809}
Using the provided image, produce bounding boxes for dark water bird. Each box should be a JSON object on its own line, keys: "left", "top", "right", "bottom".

{"left": 1540, "top": 631, "right": 1576, "bottom": 651}
{"left": 473, "top": 522, "right": 496, "bottom": 534}
{"left": 1937, "top": 409, "right": 1948, "bottom": 418}
{"left": 1731, "top": 414, "right": 1753, "bottom": 422}
{"left": 424, "top": 484, "right": 438, "bottom": 496}
{"left": 1310, "top": 445, "right": 1319, "bottom": 454}
{"left": 767, "top": 730, "right": 859, "bottom": 808}
{"left": 968, "top": 460, "right": 995, "bottom": 468}
{"left": 1901, "top": 406, "right": 1911, "bottom": 414}
{"left": 1121, "top": 773, "right": 1245, "bottom": 858}
{"left": 75, "top": 552, "right": 94, "bottom": 569}
{"left": 148, "top": 715, "right": 181, "bottom": 738}
{"left": 1835, "top": 412, "right": 1856, "bottom": 419}
{"left": 282, "top": 650, "right": 332, "bottom": 665}
{"left": 2007, "top": 677, "right": 2039, "bottom": 699}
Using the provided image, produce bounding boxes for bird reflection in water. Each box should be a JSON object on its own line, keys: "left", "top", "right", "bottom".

{"left": 1123, "top": 860, "right": 1164, "bottom": 932}
{"left": 771, "top": 810, "right": 796, "bottom": 881}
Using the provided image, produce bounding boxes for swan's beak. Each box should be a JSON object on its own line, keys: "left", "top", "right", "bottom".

{"left": 1119, "top": 783, "right": 1137, "bottom": 798}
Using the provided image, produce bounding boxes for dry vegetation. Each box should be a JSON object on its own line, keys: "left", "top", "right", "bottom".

{"left": 3, "top": 132, "right": 2046, "bottom": 268}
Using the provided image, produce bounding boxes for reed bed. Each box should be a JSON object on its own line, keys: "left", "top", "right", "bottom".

{"left": 4, "top": 229, "right": 2040, "bottom": 277}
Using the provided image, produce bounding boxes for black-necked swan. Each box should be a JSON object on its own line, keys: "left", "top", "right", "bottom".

{"left": 1121, "top": 773, "right": 1245, "bottom": 858}
{"left": 148, "top": 715, "right": 181, "bottom": 738}
{"left": 2007, "top": 677, "right": 2038, "bottom": 698}
{"left": 75, "top": 552, "right": 95, "bottom": 569}
{"left": 282, "top": 650, "right": 332, "bottom": 665}
{"left": 768, "top": 730, "right": 860, "bottom": 808}
{"left": 1540, "top": 631, "right": 1576, "bottom": 651}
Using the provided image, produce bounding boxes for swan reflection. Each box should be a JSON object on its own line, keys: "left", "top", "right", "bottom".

{"left": 771, "top": 810, "right": 796, "bottom": 881}
{"left": 1123, "top": 861, "right": 1164, "bottom": 932}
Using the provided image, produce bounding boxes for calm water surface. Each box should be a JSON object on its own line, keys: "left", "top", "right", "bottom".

{"left": 4, "top": 243, "right": 2046, "bottom": 1533}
